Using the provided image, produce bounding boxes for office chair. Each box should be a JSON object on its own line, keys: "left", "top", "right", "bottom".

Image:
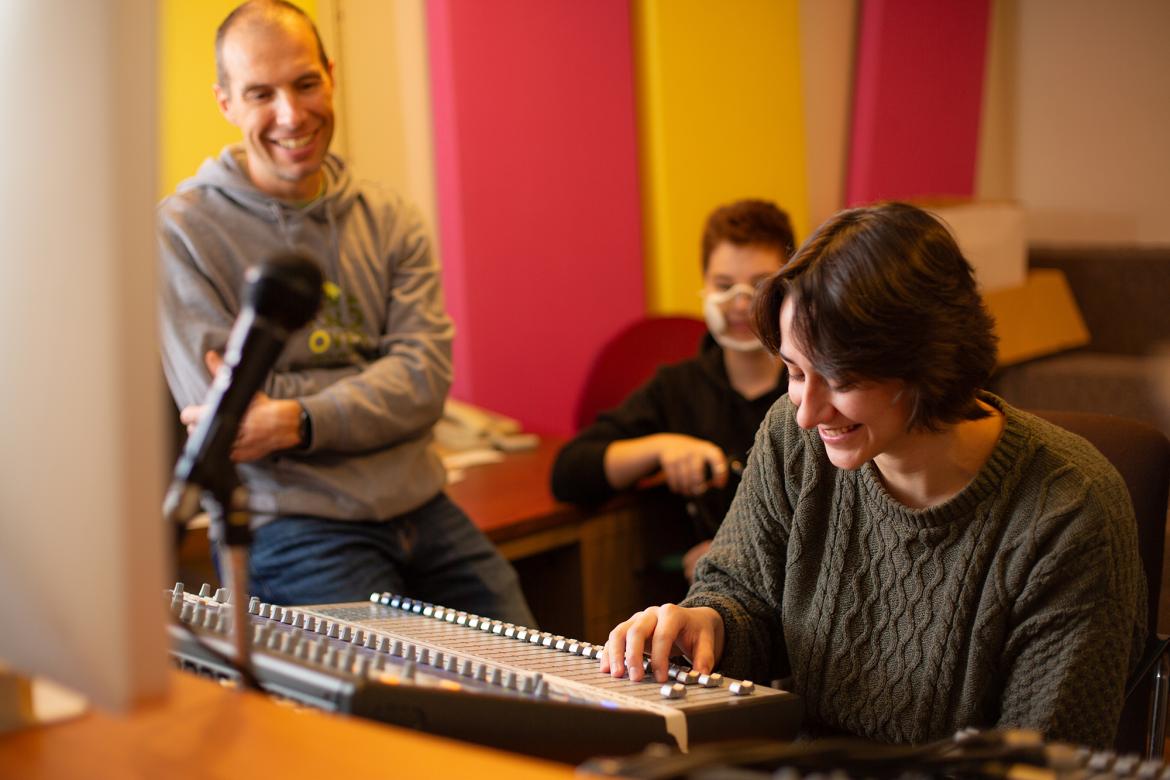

{"left": 573, "top": 316, "right": 708, "bottom": 430}
{"left": 1034, "top": 410, "right": 1170, "bottom": 758}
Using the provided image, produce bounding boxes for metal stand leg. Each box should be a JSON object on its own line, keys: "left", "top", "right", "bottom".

{"left": 1148, "top": 653, "right": 1169, "bottom": 759}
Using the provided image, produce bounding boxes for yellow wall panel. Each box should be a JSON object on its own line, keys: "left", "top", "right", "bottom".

{"left": 159, "top": 0, "right": 318, "bottom": 198}
{"left": 635, "top": 0, "right": 810, "bottom": 315}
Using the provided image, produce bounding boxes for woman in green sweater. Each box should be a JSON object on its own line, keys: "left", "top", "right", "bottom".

{"left": 599, "top": 202, "right": 1146, "bottom": 748}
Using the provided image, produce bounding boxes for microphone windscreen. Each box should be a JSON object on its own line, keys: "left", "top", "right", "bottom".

{"left": 245, "top": 253, "right": 324, "bottom": 331}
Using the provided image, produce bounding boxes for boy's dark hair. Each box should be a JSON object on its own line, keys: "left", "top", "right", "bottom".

{"left": 753, "top": 201, "right": 998, "bottom": 431}
{"left": 701, "top": 199, "right": 796, "bottom": 271}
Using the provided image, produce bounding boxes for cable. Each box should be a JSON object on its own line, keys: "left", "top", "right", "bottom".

{"left": 577, "top": 729, "right": 1060, "bottom": 780}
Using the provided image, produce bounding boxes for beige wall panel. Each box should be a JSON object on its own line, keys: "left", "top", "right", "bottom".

{"left": 1015, "top": 0, "right": 1170, "bottom": 245}
{"left": 799, "top": 0, "right": 857, "bottom": 233}
{"left": 974, "top": 0, "right": 1016, "bottom": 202}
{"left": 330, "top": 0, "right": 439, "bottom": 246}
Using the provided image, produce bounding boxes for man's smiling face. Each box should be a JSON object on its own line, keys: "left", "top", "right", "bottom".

{"left": 214, "top": 14, "right": 334, "bottom": 201}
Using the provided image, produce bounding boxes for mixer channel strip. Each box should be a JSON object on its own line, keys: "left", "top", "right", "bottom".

{"left": 166, "top": 583, "right": 801, "bottom": 762}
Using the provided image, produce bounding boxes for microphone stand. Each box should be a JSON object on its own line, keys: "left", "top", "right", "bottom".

{"left": 202, "top": 463, "right": 257, "bottom": 690}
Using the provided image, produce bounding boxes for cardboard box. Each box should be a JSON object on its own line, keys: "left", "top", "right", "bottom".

{"left": 928, "top": 201, "right": 1027, "bottom": 292}
{"left": 982, "top": 268, "right": 1090, "bottom": 367}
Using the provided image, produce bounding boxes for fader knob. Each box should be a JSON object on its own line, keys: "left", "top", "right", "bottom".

{"left": 661, "top": 683, "right": 686, "bottom": 699}
{"left": 729, "top": 680, "right": 755, "bottom": 695}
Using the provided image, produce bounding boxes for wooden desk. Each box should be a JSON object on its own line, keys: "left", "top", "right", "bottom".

{"left": 0, "top": 671, "right": 572, "bottom": 779}
{"left": 449, "top": 436, "right": 685, "bottom": 644}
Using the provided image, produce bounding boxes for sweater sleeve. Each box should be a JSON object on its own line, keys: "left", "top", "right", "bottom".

{"left": 550, "top": 369, "right": 675, "bottom": 505}
{"left": 682, "top": 398, "right": 800, "bottom": 683}
{"left": 297, "top": 200, "right": 453, "bottom": 454}
{"left": 996, "top": 469, "right": 1146, "bottom": 749}
{"left": 157, "top": 220, "right": 236, "bottom": 412}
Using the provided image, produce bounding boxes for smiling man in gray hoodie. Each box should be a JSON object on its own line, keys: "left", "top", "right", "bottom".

{"left": 158, "top": 0, "right": 534, "bottom": 626}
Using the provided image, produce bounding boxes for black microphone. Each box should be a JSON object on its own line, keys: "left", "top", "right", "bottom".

{"left": 164, "top": 253, "right": 323, "bottom": 525}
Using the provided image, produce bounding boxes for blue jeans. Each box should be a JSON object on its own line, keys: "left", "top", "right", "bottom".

{"left": 247, "top": 493, "right": 536, "bottom": 627}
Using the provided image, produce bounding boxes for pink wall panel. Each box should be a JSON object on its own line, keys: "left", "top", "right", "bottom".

{"left": 428, "top": 0, "right": 645, "bottom": 436}
{"left": 846, "top": 0, "right": 992, "bottom": 205}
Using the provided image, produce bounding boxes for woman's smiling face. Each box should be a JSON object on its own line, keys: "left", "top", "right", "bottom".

{"left": 778, "top": 296, "right": 914, "bottom": 471}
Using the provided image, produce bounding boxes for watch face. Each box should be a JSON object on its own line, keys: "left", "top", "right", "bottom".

{"left": 298, "top": 406, "right": 311, "bottom": 448}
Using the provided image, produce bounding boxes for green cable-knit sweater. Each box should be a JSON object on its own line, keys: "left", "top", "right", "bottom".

{"left": 684, "top": 392, "right": 1146, "bottom": 748}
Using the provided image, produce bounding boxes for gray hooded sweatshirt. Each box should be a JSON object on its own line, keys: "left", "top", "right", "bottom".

{"left": 158, "top": 146, "right": 452, "bottom": 527}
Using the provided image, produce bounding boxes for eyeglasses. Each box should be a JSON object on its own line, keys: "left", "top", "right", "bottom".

{"left": 701, "top": 283, "right": 757, "bottom": 305}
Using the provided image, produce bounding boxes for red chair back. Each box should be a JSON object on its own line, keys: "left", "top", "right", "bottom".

{"left": 573, "top": 316, "right": 708, "bottom": 430}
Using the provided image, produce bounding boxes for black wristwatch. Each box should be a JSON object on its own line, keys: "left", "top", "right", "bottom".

{"left": 295, "top": 402, "right": 312, "bottom": 450}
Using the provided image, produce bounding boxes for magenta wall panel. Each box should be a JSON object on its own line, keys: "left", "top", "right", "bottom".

{"left": 428, "top": 0, "right": 644, "bottom": 436}
{"left": 846, "top": 0, "right": 992, "bottom": 205}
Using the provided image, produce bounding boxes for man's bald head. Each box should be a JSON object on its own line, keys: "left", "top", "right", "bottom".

{"left": 215, "top": 0, "right": 329, "bottom": 91}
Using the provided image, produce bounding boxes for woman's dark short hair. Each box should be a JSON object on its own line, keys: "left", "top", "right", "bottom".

{"left": 753, "top": 202, "right": 998, "bottom": 431}
{"left": 701, "top": 199, "right": 796, "bottom": 272}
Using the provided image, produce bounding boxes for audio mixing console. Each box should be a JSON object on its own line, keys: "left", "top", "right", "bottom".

{"left": 168, "top": 583, "right": 801, "bottom": 762}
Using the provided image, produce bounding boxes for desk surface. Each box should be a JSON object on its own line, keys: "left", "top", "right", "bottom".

{"left": 0, "top": 671, "right": 573, "bottom": 779}
{"left": 447, "top": 435, "right": 586, "bottom": 543}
